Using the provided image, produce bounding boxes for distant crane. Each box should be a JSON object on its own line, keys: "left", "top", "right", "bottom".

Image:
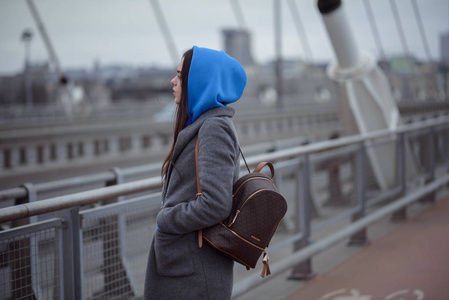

{"left": 229, "top": 0, "right": 248, "bottom": 30}
{"left": 25, "top": 0, "right": 63, "bottom": 78}
{"left": 25, "top": 0, "right": 87, "bottom": 116}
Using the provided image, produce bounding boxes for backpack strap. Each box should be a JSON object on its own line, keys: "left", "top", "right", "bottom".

{"left": 239, "top": 146, "right": 251, "bottom": 174}
{"left": 195, "top": 139, "right": 204, "bottom": 248}
{"left": 253, "top": 162, "right": 275, "bottom": 179}
{"left": 195, "top": 139, "right": 203, "bottom": 198}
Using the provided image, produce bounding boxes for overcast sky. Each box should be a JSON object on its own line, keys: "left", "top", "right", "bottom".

{"left": 0, "top": 0, "right": 448, "bottom": 75}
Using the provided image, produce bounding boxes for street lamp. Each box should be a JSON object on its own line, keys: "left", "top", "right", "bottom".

{"left": 21, "top": 29, "right": 33, "bottom": 109}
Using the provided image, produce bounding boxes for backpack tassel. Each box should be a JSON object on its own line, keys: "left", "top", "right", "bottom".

{"left": 260, "top": 250, "right": 271, "bottom": 278}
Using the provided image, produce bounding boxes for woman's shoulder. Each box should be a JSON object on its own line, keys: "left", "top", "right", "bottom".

{"left": 198, "top": 114, "right": 237, "bottom": 141}
{"left": 200, "top": 115, "right": 234, "bottom": 132}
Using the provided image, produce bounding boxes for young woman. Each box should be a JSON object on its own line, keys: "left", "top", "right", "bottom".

{"left": 144, "top": 46, "right": 247, "bottom": 299}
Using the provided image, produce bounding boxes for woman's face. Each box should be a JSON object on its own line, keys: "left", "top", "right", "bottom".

{"left": 170, "top": 58, "right": 184, "bottom": 104}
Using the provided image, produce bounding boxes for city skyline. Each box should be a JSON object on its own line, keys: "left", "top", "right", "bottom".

{"left": 0, "top": 0, "right": 448, "bottom": 75}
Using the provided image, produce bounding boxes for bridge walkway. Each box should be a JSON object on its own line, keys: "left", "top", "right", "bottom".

{"left": 282, "top": 195, "right": 449, "bottom": 300}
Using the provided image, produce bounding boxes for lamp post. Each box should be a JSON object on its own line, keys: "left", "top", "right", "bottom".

{"left": 274, "top": 0, "right": 283, "bottom": 108}
{"left": 21, "top": 29, "right": 33, "bottom": 109}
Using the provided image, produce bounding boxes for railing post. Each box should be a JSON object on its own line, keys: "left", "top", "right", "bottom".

{"left": 445, "top": 125, "right": 449, "bottom": 188}
{"left": 417, "top": 126, "right": 436, "bottom": 203}
{"left": 286, "top": 160, "right": 301, "bottom": 242}
{"left": 104, "top": 167, "right": 125, "bottom": 205}
{"left": 391, "top": 133, "right": 407, "bottom": 221}
{"left": 10, "top": 183, "right": 38, "bottom": 299}
{"left": 348, "top": 143, "right": 369, "bottom": 246}
{"left": 326, "top": 156, "right": 344, "bottom": 205}
{"left": 12, "top": 183, "right": 37, "bottom": 226}
{"left": 425, "top": 127, "right": 436, "bottom": 203}
{"left": 325, "top": 131, "right": 345, "bottom": 206}
{"left": 289, "top": 155, "right": 316, "bottom": 280}
{"left": 273, "top": 164, "right": 291, "bottom": 231}
{"left": 100, "top": 167, "right": 135, "bottom": 297}
{"left": 57, "top": 207, "right": 82, "bottom": 300}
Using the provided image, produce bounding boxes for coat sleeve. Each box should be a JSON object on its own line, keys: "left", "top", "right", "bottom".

{"left": 156, "top": 118, "right": 237, "bottom": 234}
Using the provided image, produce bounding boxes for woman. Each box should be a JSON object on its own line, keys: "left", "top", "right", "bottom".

{"left": 144, "top": 46, "right": 247, "bottom": 299}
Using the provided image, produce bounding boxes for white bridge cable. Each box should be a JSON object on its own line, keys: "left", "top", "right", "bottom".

{"left": 409, "top": 0, "right": 441, "bottom": 99}
{"left": 410, "top": 0, "right": 432, "bottom": 61}
{"left": 148, "top": 0, "right": 179, "bottom": 67}
{"left": 362, "top": 0, "right": 386, "bottom": 62}
{"left": 286, "top": 0, "right": 314, "bottom": 63}
{"left": 389, "top": 0, "right": 411, "bottom": 57}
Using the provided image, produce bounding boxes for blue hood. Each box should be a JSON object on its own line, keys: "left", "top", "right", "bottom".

{"left": 186, "top": 46, "right": 247, "bottom": 126}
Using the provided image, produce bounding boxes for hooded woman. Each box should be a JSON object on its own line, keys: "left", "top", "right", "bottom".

{"left": 144, "top": 46, "right": 247, "bottom": 299}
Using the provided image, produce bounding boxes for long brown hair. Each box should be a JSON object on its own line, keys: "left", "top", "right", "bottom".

{"left": 161, "top": 48, "right": 193, "bottom": 179}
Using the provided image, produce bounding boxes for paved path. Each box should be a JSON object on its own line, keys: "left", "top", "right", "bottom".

{"left": 284, "top": 196, "right": 449, "bottom": 300}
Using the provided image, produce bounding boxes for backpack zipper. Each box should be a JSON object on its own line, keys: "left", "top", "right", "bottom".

{"left": 202, "top": 232, "right": 252, "bottom": 269}
{"left": 224, "top": 223, "right": 265, "bottom": 251}
{"left": 233, "top": 176, "right": 273, "bottom": 197}
{"left": 228, "top": 188, "right": 270, "bottom": 227}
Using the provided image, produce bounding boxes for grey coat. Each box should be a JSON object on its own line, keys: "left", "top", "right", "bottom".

{"left": 144, "top": 106, "right": 240, "bottom": 300}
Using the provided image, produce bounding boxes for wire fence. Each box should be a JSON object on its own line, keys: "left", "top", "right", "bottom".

{"left": 80, "top": 194, "right": 159, "bottom": 299}
{"left": 0, "top": 117, "right": 448, "bottom": 299}
{"left": 0, "top": 219, "right": 62, "bottom": 300}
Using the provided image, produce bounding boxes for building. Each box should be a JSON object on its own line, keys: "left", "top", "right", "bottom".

{"left": 222, "top": 29, "right": 254, "bottom": 66}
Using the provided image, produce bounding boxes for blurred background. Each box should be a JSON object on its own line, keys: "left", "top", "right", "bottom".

{"left": 1, "top": 2, "right": 449, "bottom": 299}
{"left": 0, "top": 0, "right": 448, "bottom": 189}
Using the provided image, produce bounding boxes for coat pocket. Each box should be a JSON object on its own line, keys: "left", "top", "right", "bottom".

{"left": 153, "top": 231, "right": 195, "bottom": 277}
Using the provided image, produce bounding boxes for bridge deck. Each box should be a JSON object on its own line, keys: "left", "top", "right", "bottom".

{"left": 284, "top": 196, "right": 449, "bottom": 300}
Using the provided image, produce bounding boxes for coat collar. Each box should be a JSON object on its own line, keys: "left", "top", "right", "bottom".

{"left": 161, "top": 106, "right": 235, "bottom": 203}
{"left": 172, "top": 106, "right": 235, "bottom": 163}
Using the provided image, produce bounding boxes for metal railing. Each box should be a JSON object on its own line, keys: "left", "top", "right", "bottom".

{"left": 0, "top": 218, "right": 63, "bottom": 300}
{"left": 0, "top": 137, "right": 307, "bottom": 207}
{"left": 0, "top": 115, "right": 448, "bottom": 299}
{"left": 2, "top": 101, "right": 447, "bottom": 177}
{"left": 0, "top": 104, "right": 340, "bottom": 175}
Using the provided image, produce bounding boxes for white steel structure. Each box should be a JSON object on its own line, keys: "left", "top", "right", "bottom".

{"left": 318, "top": 0, "right": 402, "bottom": 190}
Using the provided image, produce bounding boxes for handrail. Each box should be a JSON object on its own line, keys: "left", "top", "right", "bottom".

{"left": 232, "top": 173, "right": 449, "bottom": 297}
{"left": 0, "top": 171, "right": 115, "bottom": 201}
{"left": 0, "top": 177, "right": 162, "bottom": 223}
{"left": 0, "top": 161, "right": 164, "bottom": 201}
{"left": 1, "top": 115, "right": 448, "bottom": 222}
{"left": 244, "top": 115, "right": 449, "bottom": 167}
{"left": 0, "top": 138, "right": 300, "bottom": 202}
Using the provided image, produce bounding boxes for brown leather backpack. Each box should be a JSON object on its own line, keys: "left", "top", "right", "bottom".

{"left": 195, "top": 140, "right": 287, "bottom": 277}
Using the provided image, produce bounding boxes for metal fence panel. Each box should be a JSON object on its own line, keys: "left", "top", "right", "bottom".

{"left": 0, "top": 219, "right": 63, "bottom": 300}
{"left": 1, "top": 117, "right": 449, "bottom": 299}
{"left": 81, "top": 194, "right": 160, "bottom": 299}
